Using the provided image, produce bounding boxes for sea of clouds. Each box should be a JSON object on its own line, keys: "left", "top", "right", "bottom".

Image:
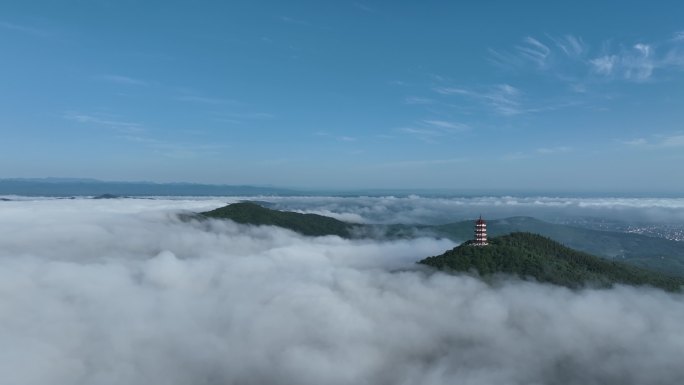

{"left": 261, "top": 195, "right": 684, "bottom": 224}
{"left": 1, "top": 197, "right": 684, "bottom": 385}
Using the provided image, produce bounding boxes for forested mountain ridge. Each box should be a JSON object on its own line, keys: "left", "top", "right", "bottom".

{"left": 201, "top": 202, "right": 358, "bottom": 237}
{"left": 198, "top": 202, "right": 684, "bottom": 277}
{"left": 419, "top": 232, "right": 684, "bottom": 292}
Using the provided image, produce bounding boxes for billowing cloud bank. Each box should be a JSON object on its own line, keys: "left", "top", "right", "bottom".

{"left": 264, "top": 195, "right": 684, "bottom": 224}
{"left": 1, "top": 199, "right": 684, "bottom": 385}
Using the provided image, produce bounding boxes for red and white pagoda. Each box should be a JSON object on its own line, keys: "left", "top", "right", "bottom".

{"left": 473, "top": 215, "right": 488, "bottom": 246}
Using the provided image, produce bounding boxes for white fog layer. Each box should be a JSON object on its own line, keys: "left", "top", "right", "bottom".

{"left": 1, "top": 198, "right": 684, "bottom": 385}
{"left": 262, "top": 196, "right": 684, "bottom": 224}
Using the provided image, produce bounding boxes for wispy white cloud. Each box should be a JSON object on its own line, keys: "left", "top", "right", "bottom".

{"left": 502, "top": 146, "right": 572, "bottom": 160}
{"left": 549, "top": 34, "right": 586, "bottom": 58}
{"left": 661, "top": 134, "right": 684, "bottom": 147}
{"left": 314, "top": 132, "right": 358, "bottom": 143}
{"left": 277, "top": 15, "right": 310, "bottom": 26}
{"left": 489, "top": 35, "right": 573, "bottom": 70}
{"left": 0, "top": 21, "right": 49, "bottom": 37}
{"left": 622, "top": 138, "right": 648, "bottom": 146}
{"left": 516, "top": 36, "right": 551, "bottom": 67}
{"left": 502, "top": 152, "right": 531, "bottom": 161}
{"left": 421, "top": 120, "right": 469, "bottom": 130}
{"left": 400, "top": 119, "right": 470, "bottom": 142}
{"left": 488, "top": 48, "right": 524, "bottom": 69}
{"left": 625, "top": 43, "right": 655, "bottom": 80}
{"left": 399, "top": 127, "right": 444, "bottom": 143}
{"left": 121, "top": 135, "right": 229, "bottom": 158}
{"left": 378, "top": 157, "right": 467, "bottom": 168}
{"left": 433, "top": 87, "right": 471, "bottom": 96}
{"left": 588, "top": 38, "right": 684, "bottom": 81}
{"left": 209, "top": 108, "right": 274, "bottom": 126}
{"left": 590, "top": 55, "right": 617, "bottom": 75}
{"left": 353, "top": 3, "right": 376, "bottom": 13}
{"left": 432, "top": 84, "right": 523, "bottom": 116}
{"left": 214, "top": 111, "right": 273, "bottom": 120}
{"left": 663, "top": 49, "right": 684, "bottom": 67}
{"left": 99, "top": 74, "right": 149, "bottom": 86}
{"left": 492, "top": 33, "right": 684, "bottom": 84}
{"left": 337, "top": 136, "right": 357, "bottom": 142}
{"left": 404, "top": 96, "right": 434, "bottom": 105}
{"left": 486, "top": 84, "right": 523, "bottom": 115}
{"left": 622, "top": 134, "right": 684, "bottom": 148}
{"left": 64, "top": 112, "right": 144, "bottom": 133}
{"left": 177, "top": 95, "right": 239, "bottom": 105}
{"left": 536, "top": 146, "right": 572, "bottom": 154}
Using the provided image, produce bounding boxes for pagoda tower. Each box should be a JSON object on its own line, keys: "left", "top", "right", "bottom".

{"left": 474, "top": 215, "right": 488, "bottom": 246}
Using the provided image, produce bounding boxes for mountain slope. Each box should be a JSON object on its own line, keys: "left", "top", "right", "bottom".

{"left": 419, "top": 232, "right": 684, "bottom": 292}
{"left": 201, "top": 202, "right": 356, "bottom": 237}
{"left": 431, "top": 216, "right": 684, "bottom": 276}
{"left": 197, "top": 203, "right": 684, "bottom": 276}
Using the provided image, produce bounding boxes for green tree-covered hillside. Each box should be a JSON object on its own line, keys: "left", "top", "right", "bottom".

{"left": 201, "top": 202, "right": 356, "bottom": 237}
{"left": 419, "top": 232, "right": 684, "bottom": 292}
{"left": 197, "top": 202, "right": 684, "bottom": 277}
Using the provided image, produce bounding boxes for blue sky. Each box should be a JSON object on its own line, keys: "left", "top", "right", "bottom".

{"left": 1, "top": 1, "right": 683, "bottom": 192}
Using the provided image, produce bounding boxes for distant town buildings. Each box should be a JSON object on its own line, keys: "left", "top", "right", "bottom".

{"left": 474, "top": 216, "right": 488, "bottom": 246}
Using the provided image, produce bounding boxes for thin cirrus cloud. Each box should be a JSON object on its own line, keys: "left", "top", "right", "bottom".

{"left": 404, "top": 96, "right": 435, "bottom": 105}
{"left": 536, "top": 146, "right": 572, "bottom": 154}
{"left": 590, "top": 43, "right": 656, "bottom": 81}
{"left": 378, "top": 157, "right": 467, "bottom": 168}
{"left": 120, "top": 135, "right": 230, "bottom": 158}
{"left": 421, "top": 120, "right": 469, "bottom": 131}
{"left": 489, "top": 36, "right": 560, "bottom": 69}
{"left": 400, "top": 119, "right": 470, "bottom": 142}
{"left": 0, "top": 20, "right": 50, "bottom": 37}
{"left": 176, "top": 95, "right": 240, "bottom": 105}
{"left": 514, "top": 36, "right": 551, "bottom": 68}
{"left": 434, "top": 84, "right": 523, "bottom": 116}
{"left": 500, "top": 146, "right": 572, "bottom": 162}
{"left": 99, "top": 74, "right": 150, "bottom": 87}
{"left": 548, "top": 34, "right": 586, "bottom": 58}
{"left": 64, "top": 111, "right": 144, "bottom": 133}
{"left": 489, "top": 31, "right": 684, "bottom": 82}
{"left": 277, "top": 15, "right": 311, "bottom": 26}
{"left": 314, "top": 131, "right": 358, "bottom": 143}
{"left": 623, "top": 134, "right": 684, "bottom": 148}
{"left": 489, "top": 34, "right": 589, "bottom": 71}
{"left": 490, "top": 33, "right": 684, "bottom": 83}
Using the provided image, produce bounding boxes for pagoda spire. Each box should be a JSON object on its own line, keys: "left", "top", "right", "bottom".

{"left": 473, "top": 215, "right": 488, "bottom": 246}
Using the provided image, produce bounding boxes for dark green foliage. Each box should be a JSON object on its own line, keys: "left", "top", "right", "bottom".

{"left": 431, "top": 217, "right": 684, "bottom": 276}
{"left": 198, "top": 203, "right": 684, "bottom": 279}
{"left": 419, "top": 232, "right": 684, "bottom": 292}
{"left": 201, "top": 202, "right": 356, "bottom": 237}
{"left": 92, "top": 194, "right": 121, "bottom": 199}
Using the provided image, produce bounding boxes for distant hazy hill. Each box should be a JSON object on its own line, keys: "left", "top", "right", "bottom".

{"left": 202, "top": 202, "right": 358, "bottom": 237}
{"left": 419, "top": 232, "right": 684, "bottom": 292}
{"left": 198, "top": 202, "right": 684, "bottom": 277}
{"left": 0, "top": 178, "right": 297, "bottom": 196}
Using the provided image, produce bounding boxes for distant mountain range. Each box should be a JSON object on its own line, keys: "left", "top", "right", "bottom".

{"left": 0, "top": 178, "right": 298, "bottom": 196}
{"left": 199, "top": 202, "right": 684, "bottom": 278}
